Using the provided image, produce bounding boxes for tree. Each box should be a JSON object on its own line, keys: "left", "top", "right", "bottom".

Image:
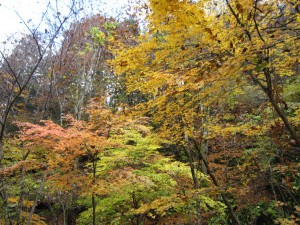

{"left": 1, "top": 0, "right": 299, "bottom": 224}
{"left": 111, "top": 0, "right": 300, "bottom": 224}
{"left": 0, "top": 1, "right": 81, "bottom": 224}
{"left": 9, "top": 98, "right": 226, "bottom": 224}
{"left": 0, "top": 0, "right": 79, "bottom": 166}
{"left": 26, "top": 14, "right": 141, "bottom": 126}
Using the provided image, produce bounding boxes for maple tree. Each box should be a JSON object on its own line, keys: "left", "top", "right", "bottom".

{"left": 0, "top": 98, "right": 226, "bottom": 224}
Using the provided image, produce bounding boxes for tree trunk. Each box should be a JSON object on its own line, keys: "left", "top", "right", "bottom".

{"left": 26, "top": 172, "right": 47, "bottom": 225}
{"left": 201, "top": 139, "right": 208, "bottom": 174}
{"left": 182, "top": 146, "right": 202, "bottom": 225}
{"left": 0, "top": 140, "right": 3, "bottom": 168}
{"left": 92, "top": 157, "right": 97, "bottom": 225}
{"left": 269, "top": 94, "right": 300, "bottom": 148}
{"left": 191, "top": 139, "right": 242, "bottom": 225}
{"left": 92, "top": 194, "right": 96, "bottom": 225}
{"left": 264, "top": 67, "right": 300, "bottom": 148}
{"left": 16, "top": 166, "right": 26, "bottom": 225}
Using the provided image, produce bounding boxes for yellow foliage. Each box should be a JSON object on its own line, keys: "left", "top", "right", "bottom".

{"left": 21, "top": 211, "right": 47, "bottom": 225}
{"left": 110, "top": 0, "right": 300, "bottom": 149}
{"left": 8, "top": 197, "right": 34, "bottom": 208}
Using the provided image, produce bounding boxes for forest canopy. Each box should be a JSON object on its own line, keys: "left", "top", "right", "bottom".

{"left": 0, "top": 0, "right": 300, "bottom": 224}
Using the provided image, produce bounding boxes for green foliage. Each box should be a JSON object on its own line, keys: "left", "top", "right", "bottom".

{"left": 239, "top": 201, "right": 282, "bottom": 225}
{"left": 104, "top": 21, "right": 118, "bottom": 31}
{"left": 284, "top": 78, "right": 300, "bottom": 103}
{"left": 76, "top": 124, "right": 225, "bottom": 224}
{"left": 0, "top": 141, "right": 47, "bottom": 224}
{"left": 292, "top": 173, "right": 300, "bottom": 191}
{"left": 90, "top": 27, "right": 106, "bottom": 46}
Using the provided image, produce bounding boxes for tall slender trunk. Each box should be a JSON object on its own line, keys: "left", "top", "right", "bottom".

{"left": 92, "top": 157, "right": 97, "bottom": 225}
{"left": 62, "top": 203, "right": 67, "bottom": 225}
{"left": 201, "top": 140, "right": 208, "bottom": 174}
{"left": 17, "top": 150, "right": 30, "bottom": 224}
{"left": 182, "top": 146, "right": 202, "bottom": 225}
{"left": 92, "top": 194, "right": 96, "bottom": 225}
{"left": 269, "top": 93, "right": 300, "bottom": 148}
{"left": 42, "top": 70, "right": 54, "bottom": 120}
{"left": 0, "top": 179, "right": 11, "bottom": 225}
{"left": 0, "top": 140, "right": 3, "bottom": 168}
{"left": 26, "top": 172, "right": 47, "bottom": 225}
{"left": 16, "top": 166, "right": 26, "bottom": 225}
{"left": 264, "top": 67, "right": 300, "bottom": 148}
{"left": 0, "top": 139, "right": 11, "bottom": 225}
{"left": 191, "top": 139, "right": 242, "bottom": 225}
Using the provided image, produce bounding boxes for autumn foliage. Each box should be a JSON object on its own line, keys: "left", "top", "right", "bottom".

{"left": 0, "top": 0, "right": 300, "bottom": 224}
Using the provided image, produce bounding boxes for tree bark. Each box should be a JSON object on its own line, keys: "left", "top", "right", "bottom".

{"left": 26, "top": 172, "right": 47, "bottom": 225}
{"left": 225, "top": 0, "right": 300, "bottom": 149}
{"left": 264, "top": 68, "right": 300, "bottom": 148}
{"left": 92, "top": 155, "right": 97, "bottom": 225}
{"left": 0, "top": 140, "right": 3, "bottom": 168}
{"left": 269, "top": 94, "right": 300, "bottom": 148}
{"left": 191, "top": 139, "right": 242, "bottom": 225}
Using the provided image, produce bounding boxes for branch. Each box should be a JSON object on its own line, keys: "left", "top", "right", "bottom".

{"left": 248, "top": 72, "right": 267, "bottom": 93}
{"left": 0, "top": 2, "right": 74, "bottom": 165}
{"left": 33, "top": 1, "right": 51, "bottom": 35}
{"left": 253, "top": 0, "right": 265, "bottom": 43}
{"left": 14, "top": 10, "right": 34, "bottom": 34}
{"left": 0, "top": 51, "right": 22, "bottom": 90}
{"left": 225, "top": 0, "right": 252, "bottom": 42}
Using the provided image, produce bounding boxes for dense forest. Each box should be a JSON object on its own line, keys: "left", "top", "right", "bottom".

{"left": 0, "top": 0, "right": 300, "bottom": 224}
